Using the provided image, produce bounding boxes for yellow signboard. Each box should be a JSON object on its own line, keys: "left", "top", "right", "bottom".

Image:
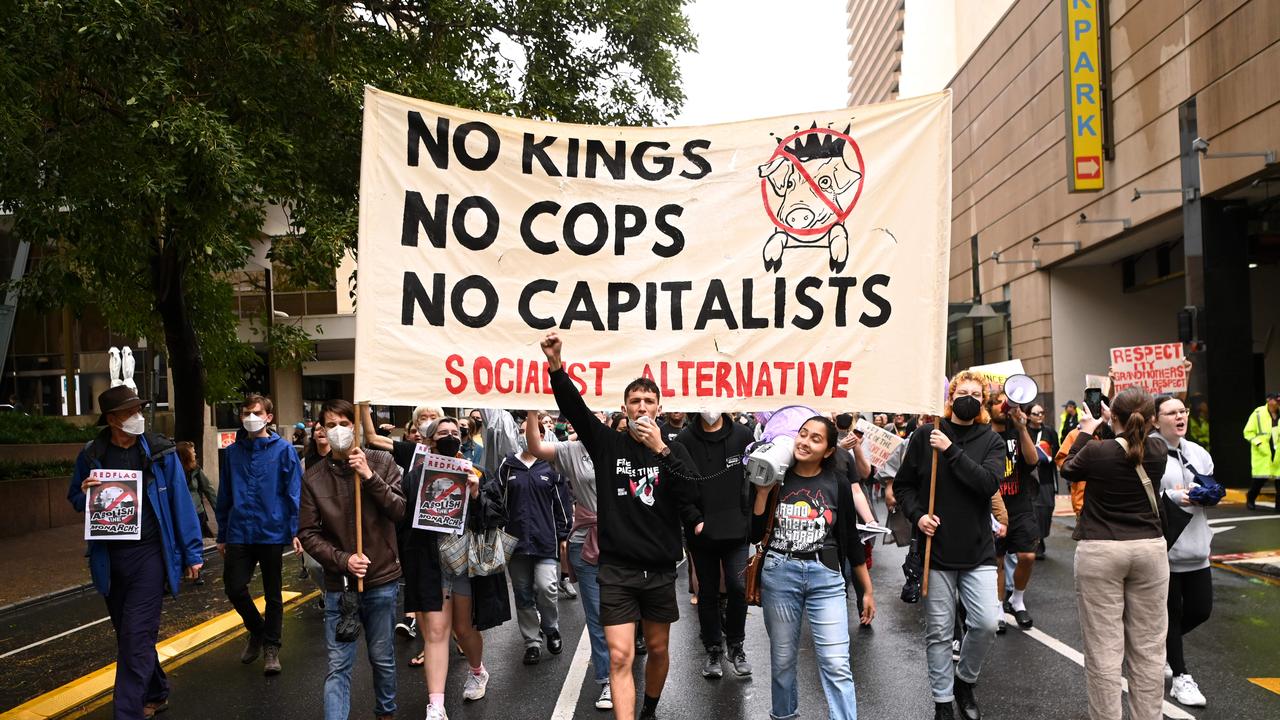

{"left": 1062, "top": 0, "right": 1104, "bottom": 192}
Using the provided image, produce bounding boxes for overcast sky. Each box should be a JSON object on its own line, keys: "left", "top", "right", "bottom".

{"left": 673, "top": 0, "right": 850, "bottom": 126}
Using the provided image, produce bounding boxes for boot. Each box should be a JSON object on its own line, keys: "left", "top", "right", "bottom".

{"left": 954, "top": 677, "right": 981, "bottom": 720}
{"left": 934, "top": 701, "right": 956, "bottom": 719}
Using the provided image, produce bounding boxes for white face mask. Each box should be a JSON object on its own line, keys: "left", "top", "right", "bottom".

{"left": 242, "top": 413, "right": 267, "bottom": 433}
{"left": 327, "top": 424, "right": 354, "bottom": 453}
{"left": 418, "top": 422, "right": 432, "bottom": 438}
{"left": 121, "top": 413, "right": 146, "bottom": 436}
{"left": 701, "top": 411, "right": 720, "bottom": 426}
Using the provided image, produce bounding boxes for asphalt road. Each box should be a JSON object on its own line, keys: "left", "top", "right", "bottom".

{"left": 4, "top": 503, "right": 1279, "bottom": 719}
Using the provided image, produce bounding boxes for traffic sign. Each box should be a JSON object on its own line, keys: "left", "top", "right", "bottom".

{"left": 1062, "top": 0, "right": 1105, "bottom": 192}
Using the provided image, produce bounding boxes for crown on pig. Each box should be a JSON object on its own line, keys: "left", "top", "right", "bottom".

{"left": 781, "top": 123, "right": 851, "bottom": 162}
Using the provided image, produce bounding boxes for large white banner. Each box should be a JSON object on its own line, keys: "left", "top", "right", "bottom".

{"left": 355, "top": 87, "right": 952, "bottom": 413}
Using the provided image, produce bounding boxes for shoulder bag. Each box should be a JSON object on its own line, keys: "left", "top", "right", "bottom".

{"left": 744, "top": 486, "right": 779, "bottom": 607}
{"left": 1114, "top": 438, "right": 1191, "bottom": 549}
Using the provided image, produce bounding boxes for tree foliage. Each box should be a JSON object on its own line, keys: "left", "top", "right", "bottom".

{"left": 0, "top": 0, "right": 694, "bottom": 443}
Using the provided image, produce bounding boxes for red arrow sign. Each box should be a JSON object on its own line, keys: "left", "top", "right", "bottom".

{"left": 1076, "top": 156, "right": 1101, "bottom": 179}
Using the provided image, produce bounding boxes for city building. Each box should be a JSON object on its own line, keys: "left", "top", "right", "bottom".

{"left": 849, "top": 0, "right": 1280, "bottom": 485}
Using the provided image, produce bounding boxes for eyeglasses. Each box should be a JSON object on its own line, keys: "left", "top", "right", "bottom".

{"left": 1160, "top": 409, "right": 1190, "bottom": 417}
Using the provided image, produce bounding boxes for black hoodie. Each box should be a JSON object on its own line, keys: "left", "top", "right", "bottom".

{"left": 894, "top": 419, "right": 1004, "bottom": 571}
{"left": 675, "top": 414, "right": 754, "bottom": 544}
{"left": 551, "top": 369, "right": 702, "bottom": 572}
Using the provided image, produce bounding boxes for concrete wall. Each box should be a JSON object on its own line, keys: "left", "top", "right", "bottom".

{"left": 846, "top": 0, "right": 905, "bottom": 105}
{"left": 946, "top": 0, "right": 1280, "bottom": 393}
{"left": 1049, "top": 264, "right": 1183, "bottom": 406}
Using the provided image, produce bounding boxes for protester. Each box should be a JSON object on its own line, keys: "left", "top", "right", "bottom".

{"left": 1242, "top": 391, "right": 1280, "bottom": 511}
{"left": 1059, "top": 400, "right": 1079, "bottom": 443}
{"left": 305, "top": 422, "right": 331, "bottom": 470}
{"left": 362, "top": 405, "right": 441, "bottom": 473}
{"left": 399, "top": 416, "right": 511, "bottom": 718}
{"left": 987, "top": 390, "right": 1040, "bottom": 631}
{"left": 677, "top": 410, "right": 755, "bottom": 678}
{"left": 1153, "top": 395, "right": 1217, "bottom": 708}
{"left": 298, "top": 399, "right": 406, "bottom": 720}
{"left": 659, "top": 411, "right": 687, "bottom": 445}
{"left": 543, "top": 331, "right": 701, "bottom": 720}
{"left": 522, "top": 409, "right": 615, "bottom": 709}
{"left": 459, "top": 416, "right": 485, "bottom": 468}
{"left": 1027, "top": 404, "right": 1060, "bottom": 559}
{"left": 497, "top": 442, "right": 572, "bottom": 665}
{"left": 215, "top": 394, "right": 303, "bottom": 676}
{"left": 752, "top": 416, "right": 875, "bottom": 720}
{"left": 68, "top": 386, "right": 204, "bottom": 720}
{"left": 894, "top": 371, "right": 1004, "bottom": 720}
{"left": 176, "top": 440, "right": 217, "bottom": 545}
{"left": 1061, "top": 388, "right": 1169, "bottom": 720}
{"left": 468, "top": 409, "right": 486, "bottom": 453}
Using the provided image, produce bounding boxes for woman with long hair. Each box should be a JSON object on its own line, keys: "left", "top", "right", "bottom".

{"left": 399, "top": 417, "right": 510, "bottom": 720}
{"left": 1062, "top": 387, "right": 1169, "bottom": 720}
{"left": 1152, "top": 395, "right": 1217, "bottom": 708}
{"left": 176, "top": 441, "right": 217, "bottom": 546}
{"left": 751, "top": 416, "right": 875, "bottom": 720}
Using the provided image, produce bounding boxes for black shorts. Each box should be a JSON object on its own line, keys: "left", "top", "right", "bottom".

{"left": 995, "top": 511, "right": 1039, "bottom": 555}
{"left": 597, "top": 564, "right": 678, "bottom": 626}
{"left": 401, "top": 544, "right": 443, "bottom": 614}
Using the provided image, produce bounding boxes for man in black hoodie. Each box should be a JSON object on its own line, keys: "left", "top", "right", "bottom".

{"left": 895, "top": 371, "right": 1004, "bottom": 720}
{"left": 542, "top": 332, "right": 702, "bottom": 720}
{"left": 674, "top": 411, "right": 755, "bottom": 679}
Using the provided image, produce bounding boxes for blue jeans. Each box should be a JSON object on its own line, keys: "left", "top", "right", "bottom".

{"left": 324, "top": 581, "right": 398, "bottom": 720}
{"left": 568, "top": 542, "right": 610, "bottom": 684}
{"left": 923, "top": 565, "right": 998, "bottom": 702}
{"left": 761, "top": 552, "right": 857, "bottom": 720}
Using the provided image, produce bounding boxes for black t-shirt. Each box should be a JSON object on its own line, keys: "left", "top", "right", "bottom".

{"left": 998, "top": 426, "right": 1037, "bottom": 516}
{"left": 102, "top": 441, "right": 161, "bottom": 547}
{"left": 768, "top": 467, "right": 841, "bottom": 555}
{"left": 658, "top": 421, "right": 684, "bottom": 446}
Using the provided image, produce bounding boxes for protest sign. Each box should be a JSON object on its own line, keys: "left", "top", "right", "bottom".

{"left": 1084, "top": 373, "right": 1112, "bottom": 397}
{"left": 1110, "top": 343, "right": 1186, "bottom": 395}
{"left": 855, "top": 418, "right": 904, "bottom": 468}
{"left": 85, "top": 469, "right": 143, "bottom": 541}
{"left": 354, "top": 87, "right": 953, "bottom": 413}
{"left": 969, "top": 359, "right": 1025, "bottom": 388}
{"left": 412, "top": 453, "right": 472, "bottom": 535}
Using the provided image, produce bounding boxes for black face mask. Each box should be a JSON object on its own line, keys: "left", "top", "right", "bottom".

{"left": 434, "top": 436, "right": 462, "bottom": 457}
{"left": 952, "top": 395, "right": 982, "bottom": 421}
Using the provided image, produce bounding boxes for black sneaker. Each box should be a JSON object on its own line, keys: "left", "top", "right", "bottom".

{"left": 954, "top": 677, "right": 981, "bottom": 720}
{"left": 635, "top": 634, "right": 648, "bottom": 656}
{"left": 240, "top": 633, "right": 262, "bottom": 664}
{"left": 996, "top": 619, "right": 1007, "bottom": 635}
{"left": 727, "top": 643, "right": 752, "bottom": 676}
{"left": 934, "top": 701, "right": 956, "bottom": 720}
{"left": 1014, "top": 608, "right": 1033, "bottom": 630}
{"left": 547, "top": 630, "right": 563, "bottom": 655}
{"left": 701, "top": 646, "right": 723, "bottom": 678}
{"left": 639, "top": 707, "right": 657, "bottom": 720}
{"left": 523, "top": 646, "right": 541, "bottom": 665}
{"left": 396, "top": 616, "right": 418, "bottom": 639}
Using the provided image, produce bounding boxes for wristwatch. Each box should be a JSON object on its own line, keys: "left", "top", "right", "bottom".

{"left": 659, "top": 446, "right": 671, "bottom": 457}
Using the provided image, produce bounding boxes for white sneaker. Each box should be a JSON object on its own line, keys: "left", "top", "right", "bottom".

{"left": 462, "top": 667, "right": 489, "bottom": 701}
{"left": 425, "top": 704, "right": 448, "bottom": 720}
{"left": 1164, "top": 663, "right": 1173, "bottom": 681}
{"left": 595, "top": 682, "right": 613, "bottom": 710}
{"left": 560, "top": 578, "right": 578, "bottom": 598}
{"left": 1171, "top": 674, "right": 1206, "bottom": 707}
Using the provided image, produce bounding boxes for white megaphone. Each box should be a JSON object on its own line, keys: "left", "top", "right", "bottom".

{"left": 745, "top": 435, "right": 794, "bottom": 487}
{"left": 1003, "top": 373, "right": 1039, "bottom": 410}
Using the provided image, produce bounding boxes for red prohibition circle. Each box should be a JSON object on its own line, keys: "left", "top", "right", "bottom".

{"left": 759, "top": 127, "right": 865, "bottom": 237}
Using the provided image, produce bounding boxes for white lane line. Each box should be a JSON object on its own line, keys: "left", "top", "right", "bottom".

{"left": 549, "top": 628, "right": 593, "bottom": 720}
{"left": 0, "top": 547, "right": 293, "bottom": 660}
{"left": 1007, "top": 613, "right": 1195, "bottom": 720}
{"left": 1207, "top": 514, "right": 1279, "bottom": 524}
{"left": 0, "top": 616, "right": 111, "bottom": 659}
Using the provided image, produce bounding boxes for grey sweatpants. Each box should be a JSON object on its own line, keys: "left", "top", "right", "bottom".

{"left": 508, "top": 553, "right": 560, "bottom": 647}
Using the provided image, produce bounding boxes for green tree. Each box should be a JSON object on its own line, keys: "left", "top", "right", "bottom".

{"left": 0, "top": 1, "right": 694, "bottom": 449}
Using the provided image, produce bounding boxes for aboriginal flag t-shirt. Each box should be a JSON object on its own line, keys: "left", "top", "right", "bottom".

{"left": 998, "top": 427, "right": 1037, "bottom": 516}
{"left": 768, "top": 467, "right": 840, "bottom": 555}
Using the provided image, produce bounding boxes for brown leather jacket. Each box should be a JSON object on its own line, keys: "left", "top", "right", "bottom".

{"left": 299, "top": 449, "right": 405, "bottom": 591}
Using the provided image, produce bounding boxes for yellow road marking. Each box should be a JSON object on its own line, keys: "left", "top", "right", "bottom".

{"left": 1249, "top": 678, "right": 1280, "bottom": 695}
{"left": 2, "top": 591, "right": 312, "bottom": 720}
